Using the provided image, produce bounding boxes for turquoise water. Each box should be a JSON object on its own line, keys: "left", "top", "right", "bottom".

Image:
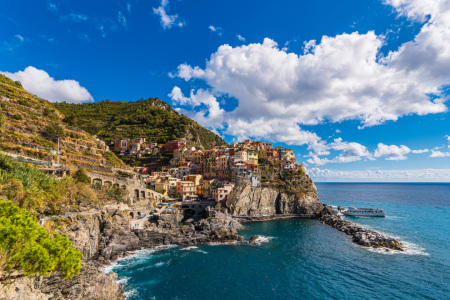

{"left": 105, "top": 183, "right": 450, "bottom": 299}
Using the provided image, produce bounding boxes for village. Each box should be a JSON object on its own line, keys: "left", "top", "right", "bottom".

{"left": 113, "top": 138, "right": 300, "bottom": 204}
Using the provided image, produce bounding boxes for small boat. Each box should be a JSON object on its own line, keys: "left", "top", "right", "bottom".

{"left": 342, "top": 206, "right": 385, "bottom": 217}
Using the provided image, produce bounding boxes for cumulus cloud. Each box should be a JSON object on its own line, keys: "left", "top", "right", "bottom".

{"left": 236, "top": 34, "right": 246, "bottom": 42}
{"left": 153, "top": 0, "right": 185, "bottom": 29}
{"left": 170, "top": 0, "right": 450, "bottom": 150}
{"left": 1, "top": 66, "right": 93, "bottom": 103}
{"left": 411, "top": 149, "right": 429, "bottom": 153}
{"left": 306, "top": 138, "right": 371, "bottom": 165}
{"left": 373, "top": 143, "right": 411, "bottom": 160}
{"left": 307, "top": 167, "right": 450, "bottom": 182}
{"left": 209, "top": 26, "right": 224, "bottom": 36}
{"left": 169, "top": 87, "right": 225, "bottom": 128}
{"left": 430, "top": 150, "right": 450, "bottom": 157}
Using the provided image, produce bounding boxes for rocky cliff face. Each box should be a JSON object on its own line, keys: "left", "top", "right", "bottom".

{"left": 225, "top": 182, "right": 323, "bottom": 217}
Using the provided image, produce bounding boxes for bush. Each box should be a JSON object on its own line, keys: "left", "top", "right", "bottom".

{"left": 44, "top": 123, "right": 65, "bottom": 138}
{"left": 12, "top": 114, "right": 22, "bottom": 120}
{"left": 17, "top": 100, "right": 29, "bottom": 106}
{"left": 73, "top": 169, "right": 90, "bottom": 184}
{"left": 0, "top": 200, "right": 82, "bottom": 280}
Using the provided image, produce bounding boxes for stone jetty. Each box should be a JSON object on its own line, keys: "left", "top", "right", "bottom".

{"left": 320, "top": 212, "right": 404, "bottom": 251}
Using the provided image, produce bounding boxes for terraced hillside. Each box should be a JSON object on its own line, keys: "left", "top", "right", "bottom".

{"left": 0, "top": 74, "right": 126, "bottom": 174}
{"left": 54, "top": 98, "right": 228, "bottom": 149}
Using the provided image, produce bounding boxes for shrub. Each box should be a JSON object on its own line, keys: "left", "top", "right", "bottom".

{"left": 12, "top": 114, "right": 22, "bottom": 120}
{"left": 44, "top": 123, "right": 65, "bottom": 138}
{"left": 0, "top": 200, "right": 82, "bottom": 281}
{"left": 73, "top": 169, "right": 90, "bottom": 184}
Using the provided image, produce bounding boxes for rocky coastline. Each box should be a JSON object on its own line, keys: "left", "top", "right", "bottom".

{"left": 320, "top": 206, "right": 404, "bottom": 251}
{"left": 3, "top": 183, "right": 405, "bottom": 299}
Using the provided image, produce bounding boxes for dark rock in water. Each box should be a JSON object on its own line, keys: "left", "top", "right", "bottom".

{"left": 337, "top": 206, "right": 345, "bottom": 211}
{"left": 320, "top": 209, "right": 404, "bottom": 251}
{"left": 249, "top": 235, "right": 261, "bottom": 244}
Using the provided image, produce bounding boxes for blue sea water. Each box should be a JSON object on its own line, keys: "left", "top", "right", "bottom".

{"left": 105, "top": 183, "right": 450, "bottom": 299}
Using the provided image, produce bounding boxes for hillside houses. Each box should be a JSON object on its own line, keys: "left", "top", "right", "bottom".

{"left": 133, "top": 138, "right": 300, "bottom": 203}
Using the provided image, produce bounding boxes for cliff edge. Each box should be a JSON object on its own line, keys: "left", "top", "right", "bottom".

{"left": 225, "top": 175, "right": 324, "bottom": 217}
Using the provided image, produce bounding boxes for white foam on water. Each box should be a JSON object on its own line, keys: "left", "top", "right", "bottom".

{"left": 154, "top": 261, "right": 165, "bottom": 267}
{"left": 117, "top": 276, "right": 131, "bottom": 285}
{"left": 251, "top": 235, "right": 274, "bottom": 245}
{"left": 123, "top": 288, "right": 139, "bottom": 300}
{"left": 366, "top": 240, "right": 429, "bottom": 256}
{"left": 208, "top": 241, "right": 241, "bottom": 246}
{"left": 180, "top": 246, "right": 199, "bottom": 251}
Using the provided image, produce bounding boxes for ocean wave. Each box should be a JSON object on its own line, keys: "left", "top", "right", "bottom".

{"left": 180, "top": 246, "right": 208, "bottom": 254}
{"left": 366, "top": 241, "right": 429, "bottom": 256}
{"left": 123, "top": 288, "right": 139, "bottom": 300}
{"left": 117, "top": 276, "right": 131, "bottom": 284}
{"left": 180, "top": 246, "right": 199, "bottom": 251}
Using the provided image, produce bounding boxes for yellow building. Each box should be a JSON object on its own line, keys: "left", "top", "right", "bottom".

{"left": 247, "top": 150, "right": 258, "bottom": 165}
{"left": 258, "top": 149, "right": 267, "bottom": 160}
{"left": 184, "top": 174, "right": 203, "bottom": 186}
{"left": 155, "top": 182, "right": 169, "bottom": 195}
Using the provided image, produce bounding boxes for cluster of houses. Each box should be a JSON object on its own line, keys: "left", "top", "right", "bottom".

{"left": 129, "top": 139, "right": 299, "bottom": 203}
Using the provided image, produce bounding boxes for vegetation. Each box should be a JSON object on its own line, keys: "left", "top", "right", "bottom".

{"left": 0, "top": 114, "right": 5, "bottom": 130}
{"left": 0, "top": 154, "right": 99, "bottom": 214}
{"left": 54, "top": 98, "right": 227, "bottom": 149}
{"left": 0, "top": 200, "right": 82, "bottom": 281}
{"left": 73, "top": 169, "right": 90, "bottom": 184}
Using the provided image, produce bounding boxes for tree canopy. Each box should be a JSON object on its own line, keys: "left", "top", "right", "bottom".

{"left": 0, "top": 200, "right": 82, "bottom": 280}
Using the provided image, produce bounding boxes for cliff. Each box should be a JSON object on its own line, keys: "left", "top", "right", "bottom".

{"left": 225, "top": 178, "right": 324, "bottom": 217}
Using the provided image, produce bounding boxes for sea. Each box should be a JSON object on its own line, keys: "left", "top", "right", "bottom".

{"left": 103, "top": 183, "right": 450, "bottom": 300}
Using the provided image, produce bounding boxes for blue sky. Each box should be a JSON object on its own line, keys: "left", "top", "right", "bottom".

{"left": 1, "top": 0, "right": 450, "bottom": 181}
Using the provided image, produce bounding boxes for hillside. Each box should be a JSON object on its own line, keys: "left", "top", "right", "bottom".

{"left": 0, "top": 74, "right": 126, "bottom": 173}
{"left": 54, "top": 99, "right": 228, "bottom": 150}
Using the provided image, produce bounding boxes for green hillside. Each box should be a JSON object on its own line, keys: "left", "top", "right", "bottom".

{"left": 54, "top": 99, "right": 227, "bottom": 149}
{"left": 0, "top": 74, "right": 126, "bottom": 172}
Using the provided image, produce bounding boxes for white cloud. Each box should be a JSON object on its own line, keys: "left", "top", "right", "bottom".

{"left": 374, "top": 143, "right": 411, "bottom": 160}
{"left": 169, "top": 87, "right": 225, "bottom": 128}
{"left": 171, "top": 0, "right": 450, "bottom": 149}
{"left": 430, "top": 150, "right": 450, "bottom": 157}
{"left": 306, "top": 138, "right": 371, "bottom": 165}
{"left": 1, "top": 66, "right": 93, "bottom": 103}
{"left": 60, "top": 13, "right": 89, "bottom": 23}
{"left": 48, "top": 2, "right": 57, "bottom": 12}
{"left": 118, "top": 11, "right": 127, "bottom": 27}
{"left": 14, "top": 34, "right": 24, "bottom": 42}
{"left": 307, "top": 167, "right": 450, "bottom": 182}
{"left": 153, "top": 0, "right": 185, "bottom": 29}
{"left": 411, "top": 149, "right": 429, "bottom": 154}
{"left": 209, "top": 26, "right": 224, "bottom": 36}
{"left": 236, "top": 34, "right": 246, "bottom": 42}
{"left": 335, "top": 129, "right": 341, "bottom": 133}
{"left": 446, "top": 135, "right": 450, "bottom": 148}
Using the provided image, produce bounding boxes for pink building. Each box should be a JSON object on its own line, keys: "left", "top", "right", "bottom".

{"left": 176, "top": 181, "right": 196, "bottom": 200}
{"left": 211, "top": 183, "right": 234, "bottom": 202}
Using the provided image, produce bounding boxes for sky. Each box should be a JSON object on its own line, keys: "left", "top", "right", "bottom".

{"left": 1, "top": 0, "right": 450, "bottom": 182}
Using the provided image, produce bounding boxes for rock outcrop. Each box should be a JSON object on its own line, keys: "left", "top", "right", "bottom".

{"left": 39, "top": 264, "right": 123, "bottom": 300}
{"left": 320, "top": 209, "right": 404, "bottom": 251}
{"left": 225, "top": 183, "right": 323, "bottom": 217}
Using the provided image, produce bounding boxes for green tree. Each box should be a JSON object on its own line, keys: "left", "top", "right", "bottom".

{"left": 0, "top": 200, "right": 82, "bottom": 281}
